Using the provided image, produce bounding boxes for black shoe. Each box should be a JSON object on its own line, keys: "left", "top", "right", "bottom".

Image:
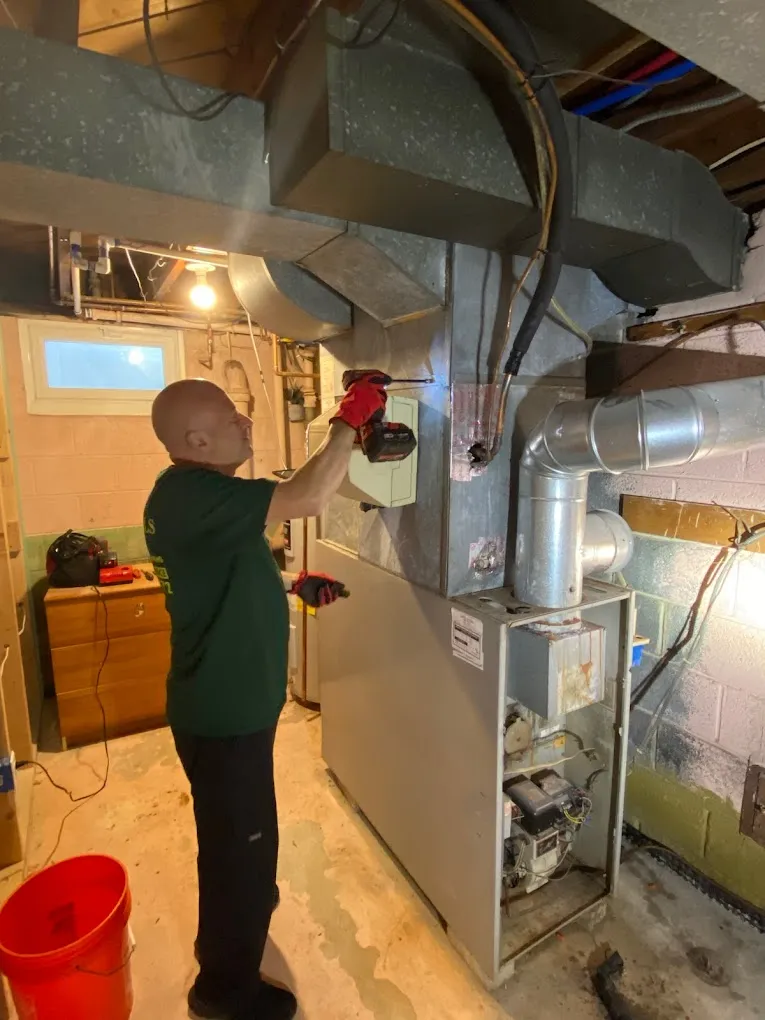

{"left": 188, "top": 979, "right": 297, "bottom": 1020}
{"left": 194, "top": 887, "right": 281, "bottom": 965}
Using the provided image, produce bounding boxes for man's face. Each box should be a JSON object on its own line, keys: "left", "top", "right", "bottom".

{"left": 199, "top": 401, "right": 253, "bottom": 468}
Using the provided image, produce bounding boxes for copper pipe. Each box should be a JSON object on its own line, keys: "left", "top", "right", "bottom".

{"left": 272, "top": 336, "right": 321, "bottom": 379}
{"left": 486, "top": 372, "right": 513, "bottom": 460}
{"left": 301, "top": 516, "right": 309, "bottom": 697}
{"left": 69, "top": 294, "right": 210, "bottom": 313}
{"left": 65, "top": 295, "right": 246, "bottom": 322}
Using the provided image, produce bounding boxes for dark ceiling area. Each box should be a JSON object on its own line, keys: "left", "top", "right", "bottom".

{"left": 0, "top": 0, "right": 763, "bottom": 318}
{"left": 507, "top": 0, "right": 765, "bottom": 214}
{"left": 3, "top": 1, "right": 761, "bottom": 212}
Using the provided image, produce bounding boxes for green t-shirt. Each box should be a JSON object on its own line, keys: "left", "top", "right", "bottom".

{"left": 143, "top": 465, "right": 289, "bottom": 738}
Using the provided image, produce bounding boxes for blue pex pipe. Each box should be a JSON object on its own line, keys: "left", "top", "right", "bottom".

{"left": 572, "top": 59, "right": 697, "bottom": 117}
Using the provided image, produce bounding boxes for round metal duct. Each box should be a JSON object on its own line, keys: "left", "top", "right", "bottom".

{"left": 228, "top": 253, "right": 351, "bottom": 341}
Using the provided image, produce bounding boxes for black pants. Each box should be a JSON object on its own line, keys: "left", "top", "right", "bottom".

{"left": 174, "top": 725, "right": 279, "bottom": 1009}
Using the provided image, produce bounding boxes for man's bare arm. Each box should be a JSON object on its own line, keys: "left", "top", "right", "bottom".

{"left": 267, "top": 422, "right": 355, "bottom": 522}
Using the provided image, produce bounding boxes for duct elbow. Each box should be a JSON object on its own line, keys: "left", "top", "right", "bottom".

{"left": 581, "top": 510, "right": 634, "bottom": 577}
{"left": 514, "top": 375, "right": 765, "bottom": 610}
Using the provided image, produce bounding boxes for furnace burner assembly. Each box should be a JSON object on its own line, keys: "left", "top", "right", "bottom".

{"left": 503, "top": 769, "right": 593, "bottom": 898}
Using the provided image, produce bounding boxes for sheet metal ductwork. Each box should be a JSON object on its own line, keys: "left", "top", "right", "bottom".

{"left": 269, "top": 9, "right": 747, "bottom": 308}
{"left": 228, "top": 254, "right": 351, "bottom": 341}
{"left": 515, "top": 377, "right": 765, "bottom": 608}
{"left": 0, "top": 28, "right": 748, "bottom": 316}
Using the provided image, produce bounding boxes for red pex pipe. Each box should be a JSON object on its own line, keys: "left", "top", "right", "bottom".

{"left": 620, "top": 49, "right": 679, "bottom": 84}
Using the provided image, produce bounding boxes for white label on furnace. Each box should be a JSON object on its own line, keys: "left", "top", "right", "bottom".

{"left": 451, "top": 609, "right": 484, "bottom": 670}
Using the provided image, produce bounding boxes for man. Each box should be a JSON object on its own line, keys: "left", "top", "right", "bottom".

{"left": 144, "top": 373, "right": 387, "bottom": 1020}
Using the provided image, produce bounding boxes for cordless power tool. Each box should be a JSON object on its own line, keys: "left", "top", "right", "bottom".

{"left": 342, "top": 370, "right": 429, "bottom": 464}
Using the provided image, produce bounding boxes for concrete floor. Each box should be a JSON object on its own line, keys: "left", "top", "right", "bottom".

{"left": 2, "top": 699, "right": 762, "bottom": 1019}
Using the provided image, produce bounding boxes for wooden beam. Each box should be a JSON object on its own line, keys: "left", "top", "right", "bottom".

{"left": 79, "top": 0, "right": 250, "bottom": 70}
{"left": 555, "top": 31, "right": 649, "bottom": 99}
{"left": 626, "top": 302, "right": 765, "bottom": 343}
{"left": 162, "top": 50, "right": 233, "bottom": 87}
{"left": 1, "top": 0, "right": 79, "bottom": 40}
{"left": 33, "top": 0, "right": 80, "bottom": 43}
{"left": 79, "top": 0, "right": 208, "bottom": 37}
{"left": 636, "top": 93, "right": 753, "bottom": 149}
{"left": 622, "top": 494, "right": 765, "bottom": 553}
{"left": 225, "top": 0, "right": 315, "bottom": 98}
{"left": 154, "top": 258, "right": 187, "bottom": 301}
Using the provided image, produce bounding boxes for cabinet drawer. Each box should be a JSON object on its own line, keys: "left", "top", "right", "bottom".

{"left": 51, "top": 631, "right": 171, "bottom": 695}
{"left": 47, "top": 591, "right": 169, "bottom": 649}
{"left": 57, "top": 676, "right": 167, "bottom": 747}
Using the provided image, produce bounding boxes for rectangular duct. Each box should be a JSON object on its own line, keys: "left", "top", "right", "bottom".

{"left": 320, "top": 245, "right": 627, "bottom": 597}
{"left": 269, "top": 8, "right": 748, "bottom": 308}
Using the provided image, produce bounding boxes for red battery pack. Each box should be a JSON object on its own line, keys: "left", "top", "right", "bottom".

{"left": 99, "top": 566, "right": 135, "bottom": 586}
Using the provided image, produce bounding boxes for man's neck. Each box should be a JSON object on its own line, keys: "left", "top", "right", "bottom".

{"left": 171, "top": 458, "right": 239, "bottom": 477}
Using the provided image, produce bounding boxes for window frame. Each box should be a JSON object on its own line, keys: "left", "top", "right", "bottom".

{"left": 18, "top": 319, "right": 185, "bottom": 416}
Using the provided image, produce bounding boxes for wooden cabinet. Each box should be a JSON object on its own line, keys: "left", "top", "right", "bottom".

{"left": 44, "top": 566, "right": 171, "bottom": 747}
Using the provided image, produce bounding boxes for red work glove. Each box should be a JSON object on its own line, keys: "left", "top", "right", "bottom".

{"left": 329, "top": 373, "right": 387, "bottom": 431}
{"left": 290, "top": 571, "right": 349, "bottom": 608}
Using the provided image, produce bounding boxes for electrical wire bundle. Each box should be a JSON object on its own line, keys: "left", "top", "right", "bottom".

{"left": 141, "top": 0, "right": 326, "bottom": 118}
{"left": 629, "top": 520, "right": 765, "bottom": 767}
{"left": 432, "top": 0, "right": 572, "bottom": 463}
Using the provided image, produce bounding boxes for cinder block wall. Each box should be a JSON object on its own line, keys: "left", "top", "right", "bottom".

{"left": 0, "top": 315, "right": 282, "bottom": 695}
{"left": 2, "top": 317, "right": 280, "bottom": 546}
{"left": 587, "top": 216, "right": 765, "bottom": 907}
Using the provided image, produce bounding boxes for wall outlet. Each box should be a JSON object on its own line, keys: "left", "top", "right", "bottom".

{"left": 740, "top": 763, "right": 765, "bottom": 848}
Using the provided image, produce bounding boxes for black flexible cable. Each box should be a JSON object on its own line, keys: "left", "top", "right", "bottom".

{"left": 142, "top": 0, "right": 238, "bottom": 121}
{"left": 337, "top": 0, "right": 402, "bottom": 49}
{"left": 17, "top": 586, "right": 112, "bottom": 868}
{"left": 457, "top": 0, "right": 573, "bottom": 377}
{"left": 631, "top": 520, "right": 765, "bottom": 711}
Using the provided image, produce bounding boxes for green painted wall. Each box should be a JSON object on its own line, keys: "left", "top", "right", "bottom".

{"left": 627, "top": 765, "right": 765, "bottom": 909}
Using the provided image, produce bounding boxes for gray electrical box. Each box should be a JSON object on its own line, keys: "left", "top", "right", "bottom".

{"left": 508, "top": 619, "right": 606, "bottom": 718}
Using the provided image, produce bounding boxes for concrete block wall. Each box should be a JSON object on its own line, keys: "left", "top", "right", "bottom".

{"left": 587, "top": 217, "right": 765, "bottom": 906}
{"left": 592, "top": 438, "right": 765, "bottom": 779}
{"left": 592, "top": 466, "right": 765, "bottom": 908}
{"left": 0, "top": 315, "right": 283, "bottom": 696}
{"left": 2, "top": 317, "right": 281, "bottom": 542}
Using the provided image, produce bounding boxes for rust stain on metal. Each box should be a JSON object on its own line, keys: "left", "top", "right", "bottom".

{"left": 559, "top": 659, "right": 596, "bottom": 715}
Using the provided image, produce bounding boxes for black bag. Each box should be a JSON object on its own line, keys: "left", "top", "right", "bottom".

{"left": 46, "top": 531, "right": 102, "bottom": 588}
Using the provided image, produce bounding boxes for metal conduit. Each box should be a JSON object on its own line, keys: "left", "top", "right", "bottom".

{"left": 515, "top": 376, "right": 765, "bottom": 608}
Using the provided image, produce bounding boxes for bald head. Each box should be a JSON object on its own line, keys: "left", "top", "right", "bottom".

{"left": 152, "top": 378, "right": 252, "bottom": 469}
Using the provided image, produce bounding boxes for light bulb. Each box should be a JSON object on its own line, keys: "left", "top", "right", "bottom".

{"left": 190, "top": 282, "right": 216, "bottom": 310}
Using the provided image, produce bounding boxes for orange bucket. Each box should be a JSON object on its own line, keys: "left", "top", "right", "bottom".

{"left": 0, "top": 855, "right": 133, "bottom": 1020}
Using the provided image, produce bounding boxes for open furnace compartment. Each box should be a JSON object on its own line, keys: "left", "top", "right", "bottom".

{"left": 458, "top": 582, "right": 634, "bottom": 980}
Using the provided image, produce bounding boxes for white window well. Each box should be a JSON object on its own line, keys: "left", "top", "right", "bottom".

{"left": 18, "top": 320, "right": 185, "bottom": 415}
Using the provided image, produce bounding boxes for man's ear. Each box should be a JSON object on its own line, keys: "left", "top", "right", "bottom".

{"left": 186, "top": 429, "right": 209, "bottom": 451}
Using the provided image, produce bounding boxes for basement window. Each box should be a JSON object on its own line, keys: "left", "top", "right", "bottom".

{"left": 18, "top": 320, "right": 184, "bottom": 415}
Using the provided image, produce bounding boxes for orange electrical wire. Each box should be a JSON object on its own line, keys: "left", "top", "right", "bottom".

{"left": 436, "top": 0, "right": 561, "bottom": 463}
{"left": 435, "top": 0, "right": 559, "bottom": 390}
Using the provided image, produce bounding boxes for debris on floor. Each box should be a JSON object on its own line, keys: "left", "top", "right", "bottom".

{"left": 1, "top": 701, "right": 761, "bottom": 1020}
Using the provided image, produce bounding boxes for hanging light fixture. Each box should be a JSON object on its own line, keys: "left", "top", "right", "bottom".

{"left": 187, "top": 262, "right": 217, "bottom": 310}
